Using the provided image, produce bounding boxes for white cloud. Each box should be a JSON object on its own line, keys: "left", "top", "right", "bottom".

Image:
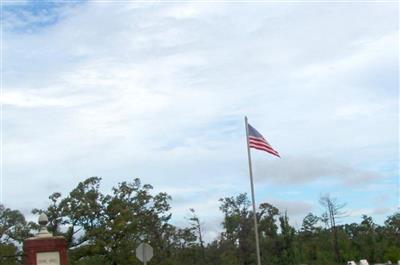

{"left": 270, "top": 199, "right": 313, "bottom": 216}
{"left": 348, "top": 207, "right": 397, "bottom": 219}
{"left": 253, "top": 156, "right": 383, "bottom": 187}
{"left": 2, "top": 2, "right": 398, "bottom": 233}
{"left": 163, "top": 2, "right": 225, "bottom": 19}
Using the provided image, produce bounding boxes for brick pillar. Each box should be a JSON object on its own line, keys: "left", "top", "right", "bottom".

{"left": 24, "top": 237, "right": 68, "bottom": 265}
{"left": 23, "top": 213, "right": 68, "bottom": 265}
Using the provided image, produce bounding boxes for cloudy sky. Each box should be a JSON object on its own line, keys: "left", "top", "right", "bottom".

{"left": 1, "top": 0, "right": 398, "bottom": 240}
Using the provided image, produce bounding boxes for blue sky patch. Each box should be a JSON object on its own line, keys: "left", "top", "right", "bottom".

{"left": 3, "top": 0, "right": 86, "bottom": 33}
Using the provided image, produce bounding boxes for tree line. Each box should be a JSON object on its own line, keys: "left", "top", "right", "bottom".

{"left": 1, "top": 177, "right": 399, "bottom": 265}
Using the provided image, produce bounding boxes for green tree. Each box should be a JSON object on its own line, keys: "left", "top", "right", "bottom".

{"left": 258, "top": 202, "right": 280, "bottom": 265}
{"left": 189, "top": 208, "right": 206, "bottom": 263}
{"left": 219, "top": 194, "right": 283, "bottom": 265}
{"left": 219, "top": 193, "right": 254, "bottom": 265}
{"left": 277, "top": 212, "right": 296, "bottom": 265}
{"left": 3, "top": 177, "right": 400, "bottom": 265}
{"left": 36, "top": 177, "right": 174, "bottom": 265}
{"left": 319, "top": 194, "right": 346, "bottom": 264}
{"left": 0, "top": 204, "right": 32, "bottom": 264}
{"left": 298, "top": 213, "right": 321, "bottom": 263}
{"left": 383, "top": 212, "right": 400, "bottom": 262}
{"left": 301, "top": 212, "right": 320, "bottom": 235}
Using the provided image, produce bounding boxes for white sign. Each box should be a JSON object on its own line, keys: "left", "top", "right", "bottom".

{"left": 136, "top": 243, "right": 153, "bottom": 263}
{"left": 37, "top": 252, "right": 60, "bottom": 265}
{"left": 360, "top": 260, "right": 370, "bottom": 265}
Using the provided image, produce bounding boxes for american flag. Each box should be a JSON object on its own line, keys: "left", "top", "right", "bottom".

{"left": 248, "top": 124, "right": 280, "bottom": 158}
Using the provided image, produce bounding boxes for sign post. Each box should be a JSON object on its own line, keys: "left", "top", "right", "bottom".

{"left": 136, "top": 243, "right": 153, "bottom": 265}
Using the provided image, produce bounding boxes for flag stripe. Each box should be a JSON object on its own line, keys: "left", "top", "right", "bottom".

{"left": 250, "top": 143, "right": 280, "bottom": 157}
{"left": 249, "top": 136, "right": 267, "bottom": 142}
{"left": 247, "top": 123, "right": 280, "bottom": 157}
{"left": 249, "top": 141, "right": 275, "bottom": 152}
{"left": 249, "top": 138, "right": 275, "bottom": 151}
{"left": 249, "top": 142, "right": 280, "bottom": 156}
{"left": 249, "top": 138, "right": 270, "bottom": 147}
{"left": 249, "top": 141, "right": 276, "bottom": 152}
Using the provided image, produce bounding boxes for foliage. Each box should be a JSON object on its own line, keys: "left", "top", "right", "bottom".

{"left": 1, "top": 178, "right": 399, "bottom": 265}
{"left": 0, "top": 204, "right": 34, "bottom": 264}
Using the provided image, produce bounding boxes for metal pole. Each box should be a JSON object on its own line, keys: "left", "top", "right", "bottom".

{"left": 143, "top": 243, "right": 147, "bottom": 265}
{"left": 245, "top": 116, "right": 262, "bottom": 265}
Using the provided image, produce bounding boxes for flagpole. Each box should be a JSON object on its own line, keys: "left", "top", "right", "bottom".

{"left": 245, "top": 116, "right": 262, "bottom": 265}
